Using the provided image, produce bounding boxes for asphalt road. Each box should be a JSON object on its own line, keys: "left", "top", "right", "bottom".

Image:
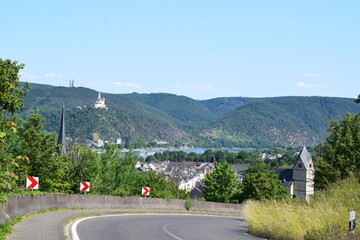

{"left": 72, "top": 214, "right": 263, "bottom": 240}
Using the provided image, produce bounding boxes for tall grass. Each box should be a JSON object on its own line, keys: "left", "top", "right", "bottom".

{"left": 246, "top": 176, "right": 360, "bottom": 240}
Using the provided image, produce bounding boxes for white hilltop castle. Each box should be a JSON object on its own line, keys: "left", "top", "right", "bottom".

{"left": 93, "top": 93, "right": 108, "bottom": 109}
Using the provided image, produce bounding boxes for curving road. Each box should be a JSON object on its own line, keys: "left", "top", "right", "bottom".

{"left": 72, "top": 214, "right": 263, "bottom": 240}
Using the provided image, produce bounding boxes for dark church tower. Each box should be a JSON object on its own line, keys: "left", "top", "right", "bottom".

{"left": 57, "top": 105, "right": 67, "bottom": 155}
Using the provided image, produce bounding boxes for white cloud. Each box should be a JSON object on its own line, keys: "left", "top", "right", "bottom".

{"left": 301, "top": 73, "right": 322, "bottom": 77}
{"left": 44, "top": 73, "right": 63, "bottom": 78}
{"left": 111, "top": 82, "right": 142, "bottom": 89}
{"left": 296, "top": 82, "right": 323, "bottom": 88}
{"left": 174, "top": 84, "right": 216, "bottom": 91}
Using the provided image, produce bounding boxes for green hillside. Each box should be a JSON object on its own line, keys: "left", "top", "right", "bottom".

{"left": 201, "top": 97, "right": 360, "bottom": 147}
{"left": 20, "top": 85, "right": 188, "bottom": 145}
{"left": 199, "top": 97, "right": 255, "bottom": 116}
{"left": 123, "top": 93, "right": 217, "bottom": 127}
{"left": 19, "top": 83, "right": 360, "bottom": 148}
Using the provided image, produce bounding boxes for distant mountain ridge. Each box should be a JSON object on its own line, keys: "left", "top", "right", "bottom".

{"left": 20, "top": 82, "right": 360, "bottom": 148}
{"left": 201, "top": 96, "right": 360, "bottom": 147}
{"left": 123, "top": 92, "right": 217, "bottom": 127}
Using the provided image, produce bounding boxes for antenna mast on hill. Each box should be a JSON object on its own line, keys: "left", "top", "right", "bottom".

{"left": 69, "top": 79, "right": 74, "bottom": 87}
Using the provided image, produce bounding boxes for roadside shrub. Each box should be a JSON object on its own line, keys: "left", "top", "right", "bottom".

{"left": 185, "top": 199, "right": 193, "bottom": 211}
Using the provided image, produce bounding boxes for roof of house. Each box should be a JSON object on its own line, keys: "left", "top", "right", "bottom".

{"left": 231, "top": 164, "right": 249, "bottom": 173}
{"left": 166, "top": 162, "right": 197, "bottom": 172}
{"left": 270, "top": 168, "right": 293, "bottom": 182}
{"left": 189, "top": 182, "right": 205, "bottom": 199}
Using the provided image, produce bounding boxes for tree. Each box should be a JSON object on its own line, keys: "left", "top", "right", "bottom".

{"left": 141, "top": 171, "right": 188, "bottom": 199}
{"left": 239, "top": 163, "right": 287, "bottom": 202}
{"left": 0, "top": 59, "right": 28, "bottom": 200}
{"left": 65, "top": 145, "right": 102, "bottom": 193}
{"left": 314, "top": 113, "right": 360, "bottom": 189}
{"left": 203, "top": 149, "right": 215, "bottom": 162}
{"left": 95, "top": 144, "right": 122, "bottom": 195}
{"left": 113, "top": 149, "right": 140, "bottom": 195}
{"left": 14, "top": 113, "right": 70, "bottom": 192}
{"left": 203, "top": 162, "right": 239, "bottom": 203}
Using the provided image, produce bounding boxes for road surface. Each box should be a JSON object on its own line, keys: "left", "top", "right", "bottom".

{"left": 72, "top": 214, "right": 263, "bottom": 240}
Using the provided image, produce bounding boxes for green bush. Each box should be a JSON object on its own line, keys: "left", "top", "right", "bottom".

{"left": 185, "top": 199, "right": 193, "bottom": 211}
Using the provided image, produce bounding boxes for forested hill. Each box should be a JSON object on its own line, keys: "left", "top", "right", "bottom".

{"left": 201, "top": 97, "right": 360, "bottom": 147}
{"left": 19, "top": 84, "right": 188, "bottom": 146}
{"left": 200, "top": 97, "right": 256, "bottom": 116}
{"left": 123, "top": 93, "right": 217, "bottom": 127}
{"left": 20, "top": 83, "right": 360, "bottom": 148}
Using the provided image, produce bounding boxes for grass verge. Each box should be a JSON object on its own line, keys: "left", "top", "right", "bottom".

{"left": 0, "top": 208, "right": 65, "bottom": 240}
{"left": 0, "top": 217, "right": 22, "bottom": 240}
{"left": 246, "top": 176, "right": 360, "bottom": 240}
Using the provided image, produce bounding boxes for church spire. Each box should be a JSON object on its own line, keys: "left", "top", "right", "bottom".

{"left": 57, "top": 104, "right": 67, "bottom": 155}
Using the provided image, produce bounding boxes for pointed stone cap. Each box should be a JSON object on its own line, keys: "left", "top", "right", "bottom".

{"left": 294, "top": 146, "right": 313, "bottom": 170}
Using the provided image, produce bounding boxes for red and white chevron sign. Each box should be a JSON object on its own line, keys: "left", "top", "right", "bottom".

{"left": 142, "top": 187, "right": 150, "bottom": 196}
{"left": 80, "top": 182, "right": 90, "bottom": 192}
{"left": 26, "top": 177, "right": 39, "bottom": 189}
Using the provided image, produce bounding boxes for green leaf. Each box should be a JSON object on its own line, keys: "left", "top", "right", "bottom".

{"left": 0, "top": 132, "right": 6, "bottom": 138}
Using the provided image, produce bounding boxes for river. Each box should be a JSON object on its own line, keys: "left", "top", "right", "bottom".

{"left": 120, "top": 148, "right": 255, "bottom": 158}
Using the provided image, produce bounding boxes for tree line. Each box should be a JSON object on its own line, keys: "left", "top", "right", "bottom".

{"left": 0, "top": 59, "right": 188, "bottom": 201}
{"left": 201, "top": 98, "right": 360, "bottom": 203}
{"left": 1, "top": 58, "right": 359, "bottom": 204}
{"left": 147, "top": 148, "right": 298, "bottom": 167}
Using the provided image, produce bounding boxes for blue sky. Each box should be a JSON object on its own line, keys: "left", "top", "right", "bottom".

{"left": 1, "top": 1, "right": 359, "bottom": 100}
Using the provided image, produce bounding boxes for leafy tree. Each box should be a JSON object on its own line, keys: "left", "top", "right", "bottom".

{"left": 279, "top": 153, "right": 296, "bottom": 167}
{"left": 65, "top": 145, "right": 102, "bottom": 193}
{"left": 145, "top": 155, "right": 157, "bottom": 163}
{"left": 0, "top": 59, "right": 28, "bottom": 200}
{"left": 185, "top": 152, "right": 198, "bottom": 162}
{"left": 95, "top": 144, "right": 122, "bottom": 194}
{"left": 239, "top": 163, "right": 287, "bottom": 202}
{"left": 141, "top": 171, "right": 188, "bottom": 199}
{"left": 113, "top": 149, "right": 140, "bottom": 195}
{"left": 203, "top": 149, "right": 215, "bottom": 162}
{"left": 203, "top": 162, "right": 239, "bottom": 203}
{"left": 14, "top": 113, "right": 69, "bottom": 192}
{"left": 235, "top": 151, "right": 262, "bottom": 164}
{"left": 314, "top": 113, "right": 360, "bottom": 189}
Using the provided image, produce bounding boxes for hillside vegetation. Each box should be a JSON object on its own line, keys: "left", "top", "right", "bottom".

{"left": 203, "top": 97, "right": 360, "bottom": 147}
{"left": 200, "top": 97, "right": 255, "bottom": 116}
{"left": 123, "top": 93, "right": 217, "bottom": 127}
{"left": 246, "top": 176, "right": 360, "bottom": 240}
{"left": 20, "top": 85, "right": 187, "bottom": 145}
{"left": 20, "top": 83, "right": 360, "bottom": 147}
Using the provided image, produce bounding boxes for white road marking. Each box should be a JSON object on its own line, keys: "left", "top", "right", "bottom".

{"left": 70, "top": 216, "right": 94, "bottom": 240}
{"left": 69, "top": 214, "right": 240, "bottom": 240}
{"left": 161, "top": 220, "right": 237, "bottom": 240}
{"left": 162, "top": 222, "right": 185, "bottom": 240}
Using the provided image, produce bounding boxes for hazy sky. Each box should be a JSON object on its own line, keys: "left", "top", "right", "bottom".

{"left": 1, "top": 1, "right": 359, "bottom": 100}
